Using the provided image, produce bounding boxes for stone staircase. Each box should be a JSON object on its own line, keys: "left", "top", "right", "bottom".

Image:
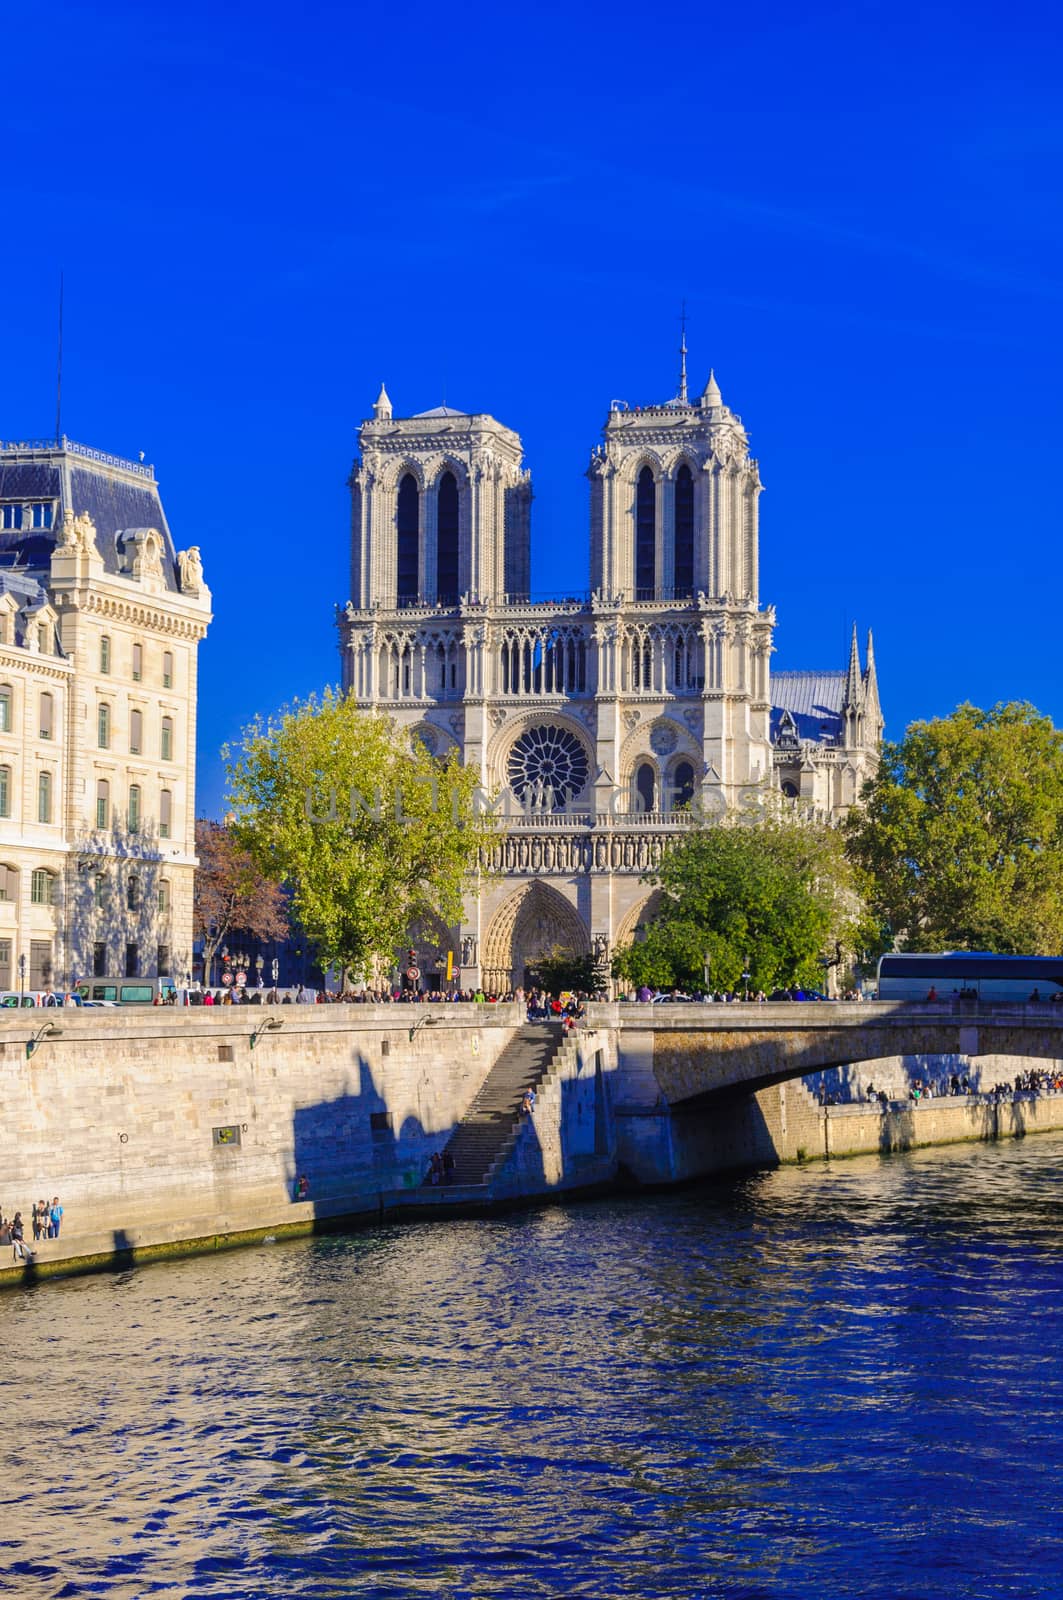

{"left": 437, "top": 1023, "right": 568, "bottom": 1188}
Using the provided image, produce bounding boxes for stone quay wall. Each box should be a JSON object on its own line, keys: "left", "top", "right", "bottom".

{"left": 0, "top": 1004, "right": 526, "bottom": 1277}
{"left": 4, "top": 1002, "right": 1063, "bottom": 1287}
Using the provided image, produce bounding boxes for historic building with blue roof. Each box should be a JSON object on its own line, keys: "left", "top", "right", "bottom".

{"left": 338, "top": 362, "right": 881, "bottom": 993}
{"left": 0, "top": 437, "right": 211, "bottom": 993}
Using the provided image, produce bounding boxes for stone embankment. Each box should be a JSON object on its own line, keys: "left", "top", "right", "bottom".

{"left": 1, "top": 1000, "right": 1060, "bottom": 1286}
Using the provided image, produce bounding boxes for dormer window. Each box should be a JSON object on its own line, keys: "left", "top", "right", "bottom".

{"left": 1, "top": 506, "right": 22, "bottom": 531}
{"left": 37, "top": 625, "right": 48, "bottom": 655}
{"left": 30, "top": 504, "right": 53, "bottom": 529}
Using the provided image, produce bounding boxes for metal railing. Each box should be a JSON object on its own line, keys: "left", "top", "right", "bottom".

{"left": 0, "top": 437, "right": 154, "bottom": 479}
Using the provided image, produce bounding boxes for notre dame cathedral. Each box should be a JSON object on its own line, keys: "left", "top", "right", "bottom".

{"left": 338, "top": 357, "right": 882, "bottom": 993}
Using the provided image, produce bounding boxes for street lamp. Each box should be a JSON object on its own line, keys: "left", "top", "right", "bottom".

{"left": 27, "top": 1020, "right": 62, "bottom": 1060}
{"left": 271, "top": 957, "right": 279, "bottom": 985}
{"left": 702, "top": 951, "right": 711, "bottom": 997}
{"left": 255, "top": 954, "right": 264, "bottom": 987}
{"left": 18, "top": 951, "right": 26, "bottom": 1003}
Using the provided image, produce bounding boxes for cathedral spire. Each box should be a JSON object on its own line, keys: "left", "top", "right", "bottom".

{"left": 373, "top": 382, "right": 393, "bottom": 421}
{"left": 844, "top": 622, "right": 862, "bottom": 707}
{"left": 678, "top": 303, "right": 689, "bottom": 403}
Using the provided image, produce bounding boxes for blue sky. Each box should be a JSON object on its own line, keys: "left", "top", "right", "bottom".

{"left": 4, "top": 0, "right": 1061, "bottom": 816}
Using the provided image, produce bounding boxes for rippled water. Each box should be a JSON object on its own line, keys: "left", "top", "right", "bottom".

{"left": 2, "top": 1135, "right": 1063, "bottom": 1599}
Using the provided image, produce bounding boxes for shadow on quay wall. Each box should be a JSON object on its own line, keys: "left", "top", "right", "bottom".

{"left": 287, "top": 1054, "right": 451, "bottom": 1219}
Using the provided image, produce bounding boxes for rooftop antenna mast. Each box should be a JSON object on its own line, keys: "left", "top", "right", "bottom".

{"left": 678, "top": 299, "right": 688, "bottom": 403}
{"left": 54, "top": 270, "right": 64, "bottom": 445}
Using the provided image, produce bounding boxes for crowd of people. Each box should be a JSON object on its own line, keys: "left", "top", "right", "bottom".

{"left": 0, "top": 1196, "right": 62, "bottom": 1262}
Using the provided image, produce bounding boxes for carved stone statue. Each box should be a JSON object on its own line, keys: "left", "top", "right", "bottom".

{"left": 178, "top": 546, "right": 204, "bottom": 593}
{"left": 57, "top": 509, "right": 96, "bottom": 554}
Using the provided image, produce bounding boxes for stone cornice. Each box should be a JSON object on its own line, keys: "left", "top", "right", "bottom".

{"left": 0, "top": 648, "right": 74, "bottom": 682}
{"left": 70, "top": 592, "right": 211, "bottom": 640}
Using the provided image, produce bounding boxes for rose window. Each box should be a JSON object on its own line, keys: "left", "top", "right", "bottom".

{"left": 507, "top": 725, "right": 589, "bottom": 810}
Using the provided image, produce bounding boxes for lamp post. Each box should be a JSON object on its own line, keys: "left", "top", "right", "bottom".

{"left": 271, "top": 957, "right": 279, "bottom": 986}
{"left": 702, "top": 951, "right": 711, "bottom": 998}
{"left": 255, "top": 954, "right": 264, "bottom": 988}
{"left": 742, "top": 963, "right": 751, "bottom": 1001}
{"left": 18, "top": 951, "right": 26, "bottom": 1003}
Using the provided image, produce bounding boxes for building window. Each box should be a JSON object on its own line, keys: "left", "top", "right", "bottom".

{"left": 37, "top": 624, "right": 49, "bottom": 655}
{"left": 0, "top": 766, "right": 9, "bottom": 819}
{"left": 29, "top": 940, "right": 52, "bottom": 989}
{"left": 0, "top": 865, "right": 16, "bottom": 901}
{"left": 128, "top": 784, "right": 141, "bottom": 833}
{"left": 31, "top": 868, "right": 54, "bottom": 905}
{"left": 37, "top": 771, "right": 51, "bottom": 824}
{"left": 636, "top": 466, "right": 656, "bottom": 598}
{"left": 437, "top": 471, "right": 459, "bottom": 604}
{"left": 671, "top": 761, "right": 696, "bottom": 811}
{"left": 132, "top": 643, "right": 143, "bottom": 682}
{"left": 0, "top": 938, "right": 10, "bottom": 988}
{"left": 125, "top": 943, "right": 138, "bottom": 978}
{"left": 93, "top": 872, "right": 107, "bottom": 909}
{"left": 100, "top": 635, "right": 111, "bottom": 674}
{"left": 93, "top": 940, "right": 107, "bottom": 977}
{"left": 127, "top": 873, "right": 140, "bottom": 912}
{"left": 30, "top": 504, "right": 53, "bottom": 529}
{"left": 0, "top": 686, "right": 10, "bottom": 733}
{"left": 157, "top": 944, "right": 171, "bottom": 977}
{"left": 98, "top": 703, "right": 111, "bottom": 749}
{"left": 96, "top": 779, "right": 109, "bottom": 829}
{"left": 159, "top": 788, "right": 172, "bottom": 839}
{"left": 158, "top": 879, "right": 170, "bottom": 913}
{"left": 1, "top": 506, "right": 22, "bottom": 530}
{"left": 634, "top": 762, "right": 656, "bottom": 814}
{"left": 160, "top": 716, "right": 173, "bottom": 761}
{"left": 39, "top": 691, "right": 53, "bottom": 740}
{"left": 162, "top": 651, "right": 173, "bottom": 689}
{"left": 674, "top": 464, "right": 694, "bottom": 597}
{"left": 396, "top": 473, "right": 419, "bottom": 603}
{"left": 130, "top": 708, "right": 142, "bottom": 755}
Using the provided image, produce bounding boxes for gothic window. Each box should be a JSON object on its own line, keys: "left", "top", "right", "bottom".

{"left": 634, "top": 762, "right": 656, "bottom": 814}
{"left": 636, "top": 466, "right": 656, "bottom": 598}
{"left": 671, "top": 761, "right": 695, "bottom": 811}
{"left": 507, "top": 725, "right": 589, "bottom": 811}
{"left": 781, "top": 780, "right": 799, "bottom": 799}
{"left": 437, "top": 471, "right": 459, "bottom": 605}
{"left": 396, "top": 473, "right": 419, "bottom": 603}
{"left": 674, "top": 465, "right": 694, "bottom": 597}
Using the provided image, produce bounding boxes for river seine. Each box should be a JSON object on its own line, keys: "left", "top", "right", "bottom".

{"left": 3, "top": 1133, "right": 1062, "bottom": 1599}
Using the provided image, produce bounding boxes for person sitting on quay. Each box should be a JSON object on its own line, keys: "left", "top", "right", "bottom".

{"left": 521, "top": 1087, "right": 536, "bottom": 1115}
{"left": 10, "top": 1212, "right": 31, "bottom": 1262}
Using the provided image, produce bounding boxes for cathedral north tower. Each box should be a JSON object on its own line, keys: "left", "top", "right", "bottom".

{"left": 348, "top": 385, "right": 531, "bottom": 609}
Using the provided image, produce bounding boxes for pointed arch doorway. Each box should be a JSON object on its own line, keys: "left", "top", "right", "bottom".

{"left": 482, "top": 883, "right": 590, "bottom": 994}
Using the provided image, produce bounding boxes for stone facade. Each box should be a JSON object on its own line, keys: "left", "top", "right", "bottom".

{"left": 0, "top": 439, "right": 211, "bottom": 990}
{"left": 338, "top": 369, "right": 882, "bottom": 992}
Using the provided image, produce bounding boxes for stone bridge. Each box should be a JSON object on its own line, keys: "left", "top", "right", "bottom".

{"left": 587, "top": 1000, "right": 1063, "bottom": 1106}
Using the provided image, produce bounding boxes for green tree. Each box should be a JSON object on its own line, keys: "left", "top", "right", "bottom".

{"left": 224, "top": 691, "right": 493, "bottom": 978}
{"left": 528, "top": 945, "right": 599, "bottom": 995}
{"left": 612, "top": 815, "right": 854, "bottom": 993}
{"left": 845, "top": 701, "right": 1063, "bottom": 953}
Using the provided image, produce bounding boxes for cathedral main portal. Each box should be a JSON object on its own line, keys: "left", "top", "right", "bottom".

{"left": 482, "top": 883, "right": 590, "bottom": 994}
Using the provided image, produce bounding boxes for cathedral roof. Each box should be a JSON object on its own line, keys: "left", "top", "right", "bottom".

{"left": 770, "top": 671, "right": 846, "bottom": 745}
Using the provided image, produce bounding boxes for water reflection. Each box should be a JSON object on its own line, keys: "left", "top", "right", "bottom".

{"left": 2, "top": 1135, "right": 1063, "bottom": 1597}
